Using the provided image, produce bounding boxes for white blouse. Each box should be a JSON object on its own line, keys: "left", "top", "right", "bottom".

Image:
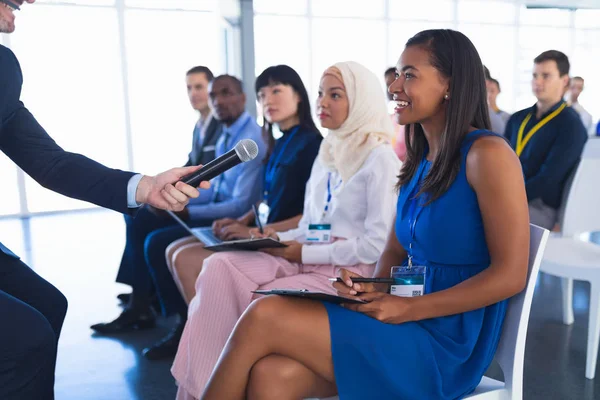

{"left": 278, "top": 145, "right": 401, "bottom": 266}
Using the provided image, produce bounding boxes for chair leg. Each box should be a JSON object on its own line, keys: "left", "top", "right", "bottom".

{"left": 586, "top": 282, "right": 600, "bottom": 379}
{"left": 562, "top": 278, "right": 575, "bottom": 325}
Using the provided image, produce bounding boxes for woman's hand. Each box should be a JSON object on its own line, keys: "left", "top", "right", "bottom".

{"left": 333, "top": 268, "right": 374, "bottom": 296}
{"left": 333, "top": 268, "right": 381, "bottom": 296}
{"left": 249, "top": 227, "right": 279, "bottom": 240}
{"left": 212, "top": 218, "right": 238, "bottom": 234}
{"left": 260, "top": 241, "right": 302, "bottom": 263}
{"left": 343, "top": 292, "right": 414, "bottom": 324}
{"left": 217, "top": 222, "right": 252, "bottom": 241}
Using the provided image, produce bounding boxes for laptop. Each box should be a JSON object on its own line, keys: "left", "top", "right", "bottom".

{"left": 166, "top": 211, "right": 287, "bottom": 252}
{"left": 166, "top": 210, "right": 221, "bottom": 246}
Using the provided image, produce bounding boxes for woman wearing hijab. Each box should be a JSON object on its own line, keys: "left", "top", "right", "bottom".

{"left": 171, "top": 61, "right": 402, "bottom": 400}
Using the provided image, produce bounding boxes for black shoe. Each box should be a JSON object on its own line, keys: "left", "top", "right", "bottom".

{"left": 142, "top": 321, "right": 185, "bottom": 360}
{"left": 117, "top": 293, "right": 131, "bottom": 305}
{"left": 118, "top": 293, "right": 161, "bottom": 314}
{"left": 91, "top": 308, "right": 156, "bottom": 334}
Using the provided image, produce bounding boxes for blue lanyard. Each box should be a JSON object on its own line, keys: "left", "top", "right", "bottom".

{"left": 264, "top": 126, "right": 300, "bottom": 198}
{"left": 321, "top": 172, "right": 343, "bottom": 221}
{"left": 407, "top": 162, "right": 428, "bottom": 267}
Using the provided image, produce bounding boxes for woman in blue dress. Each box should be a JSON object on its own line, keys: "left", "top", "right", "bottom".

{"left": 197, "top": 29, "right": 531, "bottom": 400}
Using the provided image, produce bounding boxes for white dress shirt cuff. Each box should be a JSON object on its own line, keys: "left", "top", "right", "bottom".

{"left": 301, "top": 244, "right": 331, "bottom": 265}
{"left": 127, "top": 174, "right": 144, "bottom": 208}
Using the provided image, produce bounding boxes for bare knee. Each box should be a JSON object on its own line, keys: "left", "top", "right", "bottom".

{"left": 166, "top": 237, "right": 195, "bottom": 272}
{"left": 172, "top": 244, "right": 205, "bottom": 278}
{"left": 247, "top": 356, "right": 302, "bottom": 400}
{"left": 244, "top": 296, "right": 288, "bottom": 332}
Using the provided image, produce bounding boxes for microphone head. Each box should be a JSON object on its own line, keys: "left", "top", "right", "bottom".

{"left": 234, "top": 139, "right": 259, "bottom": 162}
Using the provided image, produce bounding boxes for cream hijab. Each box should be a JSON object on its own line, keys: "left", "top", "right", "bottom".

{"left": 318, "top": 61, "right": 395, "bottom": 183}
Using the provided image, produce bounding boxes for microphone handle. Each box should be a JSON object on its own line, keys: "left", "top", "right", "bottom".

{"left": 181, "top": 150, "right": 242, "bottom": 187}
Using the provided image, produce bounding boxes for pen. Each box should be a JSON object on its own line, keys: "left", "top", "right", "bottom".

{"left": 252, "top": 204, "right": 264, "bottom": 234}
{"left": 328, "top": 277, "right": 395, "bottom": 284}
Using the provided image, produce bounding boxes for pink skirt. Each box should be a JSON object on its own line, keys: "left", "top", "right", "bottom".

{"left": 171, "top": 250, "right": 374, "bottom": 399}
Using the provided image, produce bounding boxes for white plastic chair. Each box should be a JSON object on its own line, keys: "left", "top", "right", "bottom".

{"left": 539, "top": 139, "right": 600, "bottom": 379}
{"left": 310, "top": 224, "right": 549, "bottom": 400}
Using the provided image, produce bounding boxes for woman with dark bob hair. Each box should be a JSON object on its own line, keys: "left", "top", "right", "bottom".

{"left": 198, "top": 30, "right": 530, "bottom": 400}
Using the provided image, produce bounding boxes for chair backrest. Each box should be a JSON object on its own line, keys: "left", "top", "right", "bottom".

{"left": 561, "top": 139, "right": 600, "bottom": 237}
{"left": 494, "top": 224, "right": 549, "bottom": 400}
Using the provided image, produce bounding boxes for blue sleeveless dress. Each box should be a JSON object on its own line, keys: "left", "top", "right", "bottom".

{"left": 323, "top": 131, "right": 507, "bottom": 399}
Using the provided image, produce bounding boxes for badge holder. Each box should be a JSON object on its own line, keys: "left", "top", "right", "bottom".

{"left": 390, "top": 238, "right": 426, "bottom": 297}
{"left": 390, "top": 264, "right": 426, "bottom": 298}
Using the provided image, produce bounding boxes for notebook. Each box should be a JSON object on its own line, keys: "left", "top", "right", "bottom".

{"left": 252, "top": 289, "right": 366, "bottom": 304}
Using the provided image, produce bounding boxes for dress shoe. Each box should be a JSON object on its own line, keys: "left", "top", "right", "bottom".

{"left": 91, "top": 308, "right": 156, "bottom": 334}
{"left": 117, "top": 293, "right": 161, "bottom": 315}
{"left": 142, "top": 321, "right": 185, "bottom": 360}
{"left": 117, "top": 293, "right": 131, "bottom": 305}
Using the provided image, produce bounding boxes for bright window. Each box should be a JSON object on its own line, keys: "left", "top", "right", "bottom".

{"left": 312, "top": 0, "right": 386, "bottom": 18}
{"left": 124, "top": 10, "right": 221, "bottom": 175}
{"left": 11, "top": 5, "right": 127, "bottom": 213}
{"left": 457, "top": 0, "right": 515, "bottom": 24}
{"left": 311, "top": 18, "right": 387, "bottom": 95}
{"left": 389, "top": 0, "right": 455, "bottom": 22}
{"left": 253, "top": 15, "right": 311, "bottom": 97}
{"left": 253, "top": 0, "right": 307, "bottom": 15}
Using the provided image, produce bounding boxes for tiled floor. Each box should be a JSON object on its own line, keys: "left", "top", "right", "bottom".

{"left": 1, "top": 209, "right": 598, "bottom": 399}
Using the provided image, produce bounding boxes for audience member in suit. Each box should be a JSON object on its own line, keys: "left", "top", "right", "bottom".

{"left": 90, "top": 76, "right": 266, "bottom": 339}
{"left": 171, "top": 61, "right": 401, "bottom": 399}
{"left": 195, "top": 29, "right": 530, "bottom": 400}
{"left": 0, "top": 2, "right": 204, "bottom": 399}
{"left": 141, "top": 65, "right": 323, "bottom": 360}
{"left": 486, "top": 77, "right": 511, "bottom": 130}
{"left": 567, "top": 76, "right": 595, "bottom": 136}
{"left": 115, "top": 66, "right": 222, "bottom": 303}
{"left": 504, "top": 50, "right": 587, "bottom": 229}
{"left": 185, "top": 66, "right": 222, "bottom": 167}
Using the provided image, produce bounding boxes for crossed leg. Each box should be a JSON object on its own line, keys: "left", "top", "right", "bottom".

{"left": 202, "top": 295, "right": 338, "bottom": 400}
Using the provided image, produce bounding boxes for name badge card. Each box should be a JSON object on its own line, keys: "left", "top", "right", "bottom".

{"left": 389, "top": 266, "right": 426, "bottom": 297}
{"left": 306, "top": 224, "right": 332, "bottom": 243}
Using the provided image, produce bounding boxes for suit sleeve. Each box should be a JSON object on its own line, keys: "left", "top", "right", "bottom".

{"left": 0, "top": 47, "right": 135, "bottom": 214}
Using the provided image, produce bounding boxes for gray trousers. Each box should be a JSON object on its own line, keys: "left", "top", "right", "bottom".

{"left": 528, "top": 198, "right": 558, "bottom": 230}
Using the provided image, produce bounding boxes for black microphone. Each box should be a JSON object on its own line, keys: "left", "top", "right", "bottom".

{"left": 180, "top": 139, "right": 259, "bottom": 187}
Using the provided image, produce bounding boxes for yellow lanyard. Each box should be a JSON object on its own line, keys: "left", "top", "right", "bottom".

{"left": 516, "top": 103, "right": 566, "bottom": 156}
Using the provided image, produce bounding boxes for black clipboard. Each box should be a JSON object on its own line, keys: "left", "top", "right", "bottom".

{"left": 252, "top": 289, "right": 366, "bottom": 304}
{"left": 205, "top": 238, "right": 287, "bottom": 252}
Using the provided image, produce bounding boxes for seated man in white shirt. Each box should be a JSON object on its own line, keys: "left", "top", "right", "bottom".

{"left": 567, "top": 76, "right": 595, "bottom": 136}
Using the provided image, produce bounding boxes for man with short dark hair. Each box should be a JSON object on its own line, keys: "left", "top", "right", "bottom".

{"left": 567, "top": 76, "right": 595, "bottom": 136}
{"left": 505, "top": 50, "right": 587, "bottom": 229}
{"left": 185, "top": 66, "right": 222, "bottom": 165}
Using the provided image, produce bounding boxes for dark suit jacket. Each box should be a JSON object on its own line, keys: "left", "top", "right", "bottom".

{"left": 0, "top": 45, "right": 135, "bottom": 216}
{"left": 185, "top": 117, "right": 222, "bottom": 167}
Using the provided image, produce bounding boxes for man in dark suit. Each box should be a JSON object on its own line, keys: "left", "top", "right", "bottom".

{"left": 0, "top": 2, "right": 208, "bottom": 399}
{"left": 112, "top": 66, "right": 223, "bottom": 318}
{"left": 185, "top": 66, "right": 222, "bottom": 167}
